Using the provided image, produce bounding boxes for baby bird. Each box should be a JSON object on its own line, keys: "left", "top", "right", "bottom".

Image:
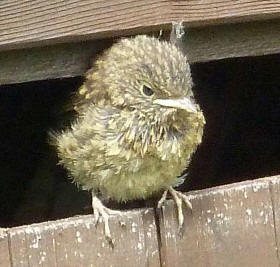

{"left": 54, "top": 35, "right": 205, "bottom": 241}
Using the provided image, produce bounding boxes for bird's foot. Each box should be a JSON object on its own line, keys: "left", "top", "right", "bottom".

{"left": 92, "top": 194, "right": 122, "bottom": 246}
{"left": 157, "top": 187, "right": 192, "bottom": 228}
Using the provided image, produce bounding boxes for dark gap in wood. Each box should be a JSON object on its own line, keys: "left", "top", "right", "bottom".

{"left": 154, "top": 207, "right": 164, "bottom": 267}
{"left": 269, "top": 181, "right": 280, "bottom": 266}
{"left": 1, "top": 53, "right": 280, "bottom": 228}
{"left": 7, "top": 231, "right": 13, "bottom": 267}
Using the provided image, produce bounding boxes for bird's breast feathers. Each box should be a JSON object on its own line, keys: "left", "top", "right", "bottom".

{"left": 99, "top": 110, "right": 205, "bottom": 201}
{"left": 56, "top": 106, "right": 205, "bottom": 201}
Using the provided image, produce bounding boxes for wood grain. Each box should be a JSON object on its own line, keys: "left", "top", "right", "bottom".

{"left": 2, "top": 176, "right": 280, "bottom": 266}
{"left": 7, "top": 209, "right": 160, "bottom": 267}
{"left": 184, "top": 19, "right": 280, "bottom": 63}
{"left": 268, "top": 178, "right": 280, "bottom": 262}
{"left": 0, "top": 0, "right": 168, "bottom": 51}
{"left": 158, "top": 176, "right": 280, "bottom": 267}
{"left": 1, "top": 0, "right": 280, "bottom": 51}
{"left": 171, "top": 0, "right": 280, "bottom": 25}
{"left": 0, "top": 39, "right": 110, "bottom": 85}
{"left": 2, "top": 19, "right": 280, "bottom": 85}
{"left": 0, "top": 229, "right": 10, "bottom": 267}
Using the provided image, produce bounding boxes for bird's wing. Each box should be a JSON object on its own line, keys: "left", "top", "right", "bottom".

{"left": 72, "top": 65, "right": 109, "bottom": 114}
{"left": 81, "top": 105, "right": 144, "bottom": 174}
{"left": 54, "top": 105, "right": 127, "bottom": 187}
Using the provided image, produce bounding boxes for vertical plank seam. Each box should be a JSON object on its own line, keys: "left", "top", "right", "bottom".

{"left": 142, "top": 212, "right": 150, "bottom": 267}
{"left": 269, "top": 181, "right": 280, "bottom": 267}
{"left": 7, "top": 230, "right": 14, "bottom": 267}
{"left": 154, "top": 207, "right": 164, "bottom": 267}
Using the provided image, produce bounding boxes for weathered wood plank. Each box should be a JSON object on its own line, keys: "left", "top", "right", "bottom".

{"left": 3, "top": 176, "right": 280, "bottom": 266}
{"left": 170, "top": 0, "right": 280, "bottom": 26}
{"left": 158, "top": 176, "right": 280, "bottom": 267}
{"left": 268, "top": 178, "right": 280, "bottom": 262}
{"left": 0, "top": 229, "right": 10, "bottom": 267}
{"left": 8, "top": 227, "right": 29, "bottom": 266}
{"left": 2, "top": 19, "right": 280, "bottom": 85}
{"left": 184, "top": 19, "right": 280, "bottom": 63}
{"left": 0, "top": 0, "right": 168, "bottom": 51}
{"left": 0, "top": 39, "right": 110, "bottom": 85}
{"left": 7, "top": 209, "right": 160, "bottom": 267}
{"left": 1, "top": 0, "right": 280, "bottom": 51}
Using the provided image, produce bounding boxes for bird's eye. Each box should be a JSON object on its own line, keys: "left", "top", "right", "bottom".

{"left": 142, "top": 85, "right": 154, "bottom": 96}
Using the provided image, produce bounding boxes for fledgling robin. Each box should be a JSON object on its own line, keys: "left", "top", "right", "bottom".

{"left": 53, "top": 35, "right": 205, "bottom": 242}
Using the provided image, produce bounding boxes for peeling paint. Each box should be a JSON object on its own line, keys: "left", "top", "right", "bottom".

{"left": 38, "top": 251, "right": 46, "bottom": 265}
{"left": 131, "top": 222, "right": 138, "bottom": 233}
{"left": 137, "top": 242, "right": 143, "bottom": 250}
{"left": 76, "top": 231, "right": 82, "bottom": 243}
{"left": 246, "top": 209, "right": 252, "bottom": 216}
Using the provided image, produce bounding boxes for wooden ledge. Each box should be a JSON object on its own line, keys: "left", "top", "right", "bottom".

{"left": 2, "top": 19, "right": 280, "bottom": 85}
{"left": 1, "top": 0, "right": 280, "bottom": 52}
{"left": 2, "top": 1, "right": 280, "bottom": 85}
{"left": 1, "top": 175, "right": 280, "bottom": 266}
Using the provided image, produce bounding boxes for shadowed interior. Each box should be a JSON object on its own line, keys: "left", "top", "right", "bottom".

{"left": 1, "top": 54, "right": 280, "bottom": 227}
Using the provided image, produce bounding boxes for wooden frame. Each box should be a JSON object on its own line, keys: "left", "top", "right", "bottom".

{"left": 1, "top": 1, "right": 280, "bottom": 266}
{"left": 1, "top": 0, "right": 280, "bottom": 51}
{"left": 1, "top": 176, "right": 280, "bottom": 266}
{"left": 1, "top": 1, "right": 280, "bottom": 85}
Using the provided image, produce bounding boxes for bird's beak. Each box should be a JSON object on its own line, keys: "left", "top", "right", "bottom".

{"left": 153, "top": 97, "right": 197, "bottom": 113}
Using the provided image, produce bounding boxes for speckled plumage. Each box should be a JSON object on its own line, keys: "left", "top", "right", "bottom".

{"left": 54, "top": 35, "right": 205, "bottom": 240}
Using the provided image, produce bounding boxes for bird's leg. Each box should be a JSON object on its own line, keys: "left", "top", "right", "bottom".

{"left": 157, "top": 189, "right": 168, "bottom": 209}
{"left": 157, "top": 187, "right": 192, "bottom": 228}
{"left": 91, "top": 193, "right": 122, "bottom": 243}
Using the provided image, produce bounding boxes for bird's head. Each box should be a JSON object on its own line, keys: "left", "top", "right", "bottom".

{"left": 76, "top": 35, "right": 202, "bottom": 132}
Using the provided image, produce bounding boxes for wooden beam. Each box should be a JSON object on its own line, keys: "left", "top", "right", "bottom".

{"left": 1, "top": 0, "right": 280, "bottom": 52}
{"left": 2, "top": 19, "right": 280, "bottom": 85}
{"left": 184, "top": 19, "right": 280, "bottom": 63}
{"left": 0, "top": 40, "right": 109, "bottom": 85}
{"left": 2, "top": 176, "right": 280, "bottom": 266}
{"left": 158, "top": 177, "right": 280, "bottom": 267}
{"left": 7, "top": 209, "right": 160, "bottom": 267}
{"left": 0, "top": 229, "right": 10, "bottom": 267}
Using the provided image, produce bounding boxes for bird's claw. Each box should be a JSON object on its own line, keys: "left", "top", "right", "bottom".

{"left": 92, "top": 195, "right": 122, "bottom": 246}
{"left": 157, "top": 189, "right": 168, "bottom": 209}
{"left": 157, "top": 187, "right": 192, "bottom": 228}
